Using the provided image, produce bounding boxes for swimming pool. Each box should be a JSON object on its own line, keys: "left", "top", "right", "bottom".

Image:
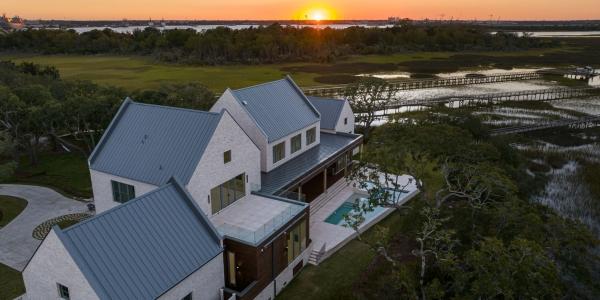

{"left": 324, "top": 193, "right": 387, "bottom": 226}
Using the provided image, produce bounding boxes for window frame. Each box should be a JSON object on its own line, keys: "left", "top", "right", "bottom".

{"left": 57, "top": 283, "right": 70, "bottom": 300}
{"left": 111, "top": 180, "right": 135, "bottom": 203}
{"left": 306, "top": 127, "right": 316, "bottom": 145}
{"left": 291, "top": 134, "right": 302, "bottom": 154}
{"left": 273, "top": 141, "right": 286, "bottom": 163}
{"left": 224, "top": 150, "right": 232, "bottom": 164}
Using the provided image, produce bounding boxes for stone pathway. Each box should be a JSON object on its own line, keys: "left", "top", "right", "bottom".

{"left": 0, "top": 184, "right": 90, "bottom": 271}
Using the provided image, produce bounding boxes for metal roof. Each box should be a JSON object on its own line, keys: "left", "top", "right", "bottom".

{"left": 89, "top": 99, "right": 222, "bottom": 186}
{"left": 230, "top": 76, "right": 321, "bottom": 142}
{"left": 307, "top": 96, "right": 347, "bottom": 130}
{"left": 55, "top": 178, "right": 222, "bottom": 300}
{"left": 260, "top": 132, "right": 362, "bottom": 195}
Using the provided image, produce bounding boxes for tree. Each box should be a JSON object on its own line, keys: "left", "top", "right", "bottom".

{"left": 344, "top": 77, "right": 398, "bottom": 140}
{"left": 0, "top": 130, "right": 16, "bottom": 180}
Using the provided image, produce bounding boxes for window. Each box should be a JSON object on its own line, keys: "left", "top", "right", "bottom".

{"left": 111, "top": 181, "right": 135, "bottom": 203}
{"left": 227, "top": 251, "right": 237, "bottom": 286}
{"left": 306, "top": 127, "right": 316, "bottom": 145}
{"left": 224, "top": 150, "right": 231, "bottom": 164}
{"left": 210, "top": 174, "right": 246, "bottom": 214}
{"left": 273, "top": 142, "right": 285, "bottom": 163}
{"left": 291, "top": 134, "right": 302, "bottom": 154}
{"left": 344, "top": 117, "right": 348, "bottom": 125}
{"left": 182, "top": 293, "right": 192, "bottom": 300}
{"left": 287, "top": 220, "right": 307, "bottom": 264}
{"left": 57, "top": 283, "right": 70, "bottom": 300}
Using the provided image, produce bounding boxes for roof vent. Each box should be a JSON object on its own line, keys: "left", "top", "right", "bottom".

{"left": 242, "top": 101, "right": 248, "bottom": 105}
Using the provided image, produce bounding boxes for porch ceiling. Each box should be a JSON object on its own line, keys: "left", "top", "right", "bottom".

{"left": 260, "top": 132, "right": 362, "bottom": 195}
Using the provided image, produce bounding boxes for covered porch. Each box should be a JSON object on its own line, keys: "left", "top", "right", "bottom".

{"left": 260, "top": 132, "right": 363, "bottom": 203}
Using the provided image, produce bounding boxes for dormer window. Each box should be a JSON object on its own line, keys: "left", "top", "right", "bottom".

{"left": 224, "top": 150, "right": 231, "bottom": 164}
{"left": 291, "top": 134, "right": 302, "bottom": 154}
{"left": 273, "top": 142, "right": 285, "bottom": 163}
{"left": 306, "top": 127, "right": 316, "bottom": 145}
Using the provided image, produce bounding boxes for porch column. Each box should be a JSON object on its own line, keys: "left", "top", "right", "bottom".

{"left": 298, "top": 185, "right": 302, "bottom": 201}
{"left": 323, "top": 169, "right": 328, "bottom": 194}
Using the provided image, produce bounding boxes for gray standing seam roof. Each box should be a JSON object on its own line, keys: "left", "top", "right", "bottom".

{"left": 260, "top": 132, "right": 362, "bottom": 195}
{"left": 89, "top": 99, "right": 222, "bottom": 186}
{"left": 230, "top": 76, "right": 321, "bottom": 142}
{"left": 55, "top": 178, "right": 222, "bottom": 300}
{"left": 307, "top": 96, "right": 346, "bottom": 130}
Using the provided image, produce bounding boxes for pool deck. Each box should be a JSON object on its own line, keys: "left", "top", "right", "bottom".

{"left": 308, "top": 175, "right": 419, "bottom": 264}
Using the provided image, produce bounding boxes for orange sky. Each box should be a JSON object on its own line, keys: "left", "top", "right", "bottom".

{"left": 3, "top": 0, "right": 600, "bottom": 20}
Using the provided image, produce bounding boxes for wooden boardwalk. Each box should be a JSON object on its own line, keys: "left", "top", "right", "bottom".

{"left": 303, "top": 72, "right": 544, "bottom": 97}
{"left": 373, "top": 87, "right": 600, "bottom": 116}
{"left": 490, "top": 115, "right": 600, "bottom": 136}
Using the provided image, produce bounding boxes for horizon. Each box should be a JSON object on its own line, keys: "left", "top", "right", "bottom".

{"left": 3, "top": 0, "right": 600, "bottom": 21}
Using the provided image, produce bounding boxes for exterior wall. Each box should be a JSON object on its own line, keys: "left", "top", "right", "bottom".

{"left": 266, "top": 121, "right": 321, "bottom": 172}
{"left": 158, "top": 253, "right": 225, "bottom": 300}
{"left": 334, "top": 101, "right": 355, "bottom": 134}
{"left": 274, "top": 246, "right": 312, "bottom": 295}
{"left": 211, "top": 90, "right": 269, "bottom": 171}
{"left": 23, "top": 230, "right": 99, "bottom": 300}
{"left": 90, "top": 169, "right": 158, "bottom": 213}
{"left": 186, "top": 111, "right": 261, "bottom": 216}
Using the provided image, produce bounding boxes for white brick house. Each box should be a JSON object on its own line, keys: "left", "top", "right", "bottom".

{"left": 22, "top": 76, "right": 362, "bottom": 300}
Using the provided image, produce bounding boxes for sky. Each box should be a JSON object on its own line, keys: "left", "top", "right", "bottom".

{"left": 3, "top": 0, "right": 600, "bottom": 21}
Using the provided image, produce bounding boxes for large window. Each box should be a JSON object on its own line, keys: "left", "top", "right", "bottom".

{"left": 273, "top": 142, "right": 285, "bottom": 163}
{"left": 57, "top": 283, "right": 70, "bottom": 300}
{"left": 210, "top": 173, "right": 246, "bottom": 214}
{"left": 306, "top": 127, "right": 316, "bottom": 145}
{"left": 111, "top": 181, "right": 135, "bottom": 203}
{"left": 287, "top": 220, "right": 307, "bottom": 264}
{"left": 291, "top": 134, "right": 302, "bottom": 154}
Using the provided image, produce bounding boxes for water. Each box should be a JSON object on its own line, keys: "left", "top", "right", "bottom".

{"left": 437, "top": 68, "right": 549, "bottom": 78}
{"left": 66, "top": 23, "right": 394, "bottom": 33}
{"left": 495, "top": 31, "right": 600, "bottom": 38}
{"left": 324, "top": 194, "right": 387, "bottom": 226}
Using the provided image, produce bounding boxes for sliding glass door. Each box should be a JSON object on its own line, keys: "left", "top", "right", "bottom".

{"left": 211, "top": 173, "right": 246, "bottom": 214}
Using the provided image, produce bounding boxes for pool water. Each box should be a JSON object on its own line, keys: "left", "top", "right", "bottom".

{"left": 324, "top": 202, "right": 355, "bottom": 224}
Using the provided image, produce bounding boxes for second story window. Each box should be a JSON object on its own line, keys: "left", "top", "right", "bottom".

{"left": 224, "top": 150, "right": 231, "bottom": 164}
{"left": 291, "top": 134, "right": 302, "bottom": 154}
{"left": 57, "top": 283, "right": 70, "bottom": 300}
{"left": 111, "top": 180, "right": 135, "bottom": 203}
{"left": 273, "top": 142, "right": 285, "bottom": 163}
{"left": 344, "top": 117, "right": 348, "bottom": 125}
{"left": 306, "top": 127, "right": 316, "bottom": 145}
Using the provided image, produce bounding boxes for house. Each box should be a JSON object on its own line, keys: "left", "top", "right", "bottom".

{"left": 23, "top": 179, "right": 225, "bottom": 300}
{"left": 22, "top": 76, "right": 362, "bottom": 300}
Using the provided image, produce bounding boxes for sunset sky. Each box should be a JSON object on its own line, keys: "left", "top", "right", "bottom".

{"left": 3, "top": 0, "right": 600, "bottom": 21}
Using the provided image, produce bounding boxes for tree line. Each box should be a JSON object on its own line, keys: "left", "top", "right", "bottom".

{"left": 0, "top": 24, "right": 557, "bottom": 64}
{"left": 0, "top": 61, "right": 216, "bottom": 173}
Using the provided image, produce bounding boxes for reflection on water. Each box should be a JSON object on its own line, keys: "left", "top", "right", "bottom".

{"left": 436, "top": 68, "right": 549, "bottom": 78}
{"left": 502, "top": 31, "right": 600, "bottom": 38}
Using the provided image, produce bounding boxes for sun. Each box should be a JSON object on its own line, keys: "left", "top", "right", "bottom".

{"left": 295, "top": 5, "right": 338, "bottom": 21}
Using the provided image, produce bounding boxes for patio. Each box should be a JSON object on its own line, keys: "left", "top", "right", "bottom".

{"left": 308, "top": 174, "right": 419, "bottom": 264}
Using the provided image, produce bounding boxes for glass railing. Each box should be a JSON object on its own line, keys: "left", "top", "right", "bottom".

{"left": 216, "top": 204, "right": 305, "bottom": 244}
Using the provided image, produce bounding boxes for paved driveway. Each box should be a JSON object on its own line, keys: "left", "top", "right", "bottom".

{"left": 0, "top": 184, "right": 90, "bottom": 271}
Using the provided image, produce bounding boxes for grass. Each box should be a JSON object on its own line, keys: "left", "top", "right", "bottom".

{"left": 0, "top": 46, "right": 573, "bottom": 92}
{"left": 56, "top": 219, "right": 80, "bottom": 229}
{"left": 277, "top": 203, "right": 422, "bottom": 299}
{"left": 6, "top": 152, "right": 92, "bottom": 198}
{"left": 0, "top": 263, "right": 25, "bottom": 300}
{"left": 0, "top": 196, "right": 27, "bottom": 227}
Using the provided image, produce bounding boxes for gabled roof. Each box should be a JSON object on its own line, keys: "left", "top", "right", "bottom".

{"left": 89, "top": 99, "right": 222, "bottom": 186}
{"left": 54, "top": 178, "right": 222, "bottom": 300}
{"left": 230, "top": 76, "right": 320, "bottom": 142}
{"left": 307, "top": 96, "right": 347, "bottom": 130}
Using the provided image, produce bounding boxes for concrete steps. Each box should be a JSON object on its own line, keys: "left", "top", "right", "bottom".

{"left": 309, "top": 180, "right": 349, "bottom": 216}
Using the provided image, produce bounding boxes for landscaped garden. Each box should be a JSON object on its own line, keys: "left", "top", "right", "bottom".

{"left": 0, "top": 195, "right": 27, "bottom": 228}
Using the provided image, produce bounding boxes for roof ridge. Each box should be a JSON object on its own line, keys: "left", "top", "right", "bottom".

{"left": 231, "top": 78, "right": 288, "bottom": 92}
{"left": 130, "top": 101, "right": 221, "bottom": 116}
{"left": 62, "top": 182, "right": 177, "bottom": 233}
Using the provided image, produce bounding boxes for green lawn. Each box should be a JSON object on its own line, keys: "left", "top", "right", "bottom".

{"left": 6, "top": 152, "right": 92, "bottom": 198}
{"left": 0, "top": 196, "right": 27, "bottom": 227}
{"left": 0, "top": 263, "right": 25, "bottom": 300}
{"left": 277, "top": 205, "right": 421, "bottom": 299}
